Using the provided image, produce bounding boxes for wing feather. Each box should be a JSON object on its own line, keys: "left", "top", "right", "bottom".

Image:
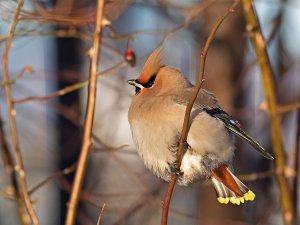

{"left": 174, "top": 87, "right": 274, "bottom": 160}
{"left": 205, "top": 108, "right": 274, "bottom": 160}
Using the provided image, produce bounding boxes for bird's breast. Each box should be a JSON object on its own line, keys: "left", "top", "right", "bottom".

{"left": 128, "top": 98, "right": 184, "bottom": 181}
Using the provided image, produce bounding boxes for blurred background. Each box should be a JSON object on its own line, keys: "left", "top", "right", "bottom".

{"left": 0, "top": 0, "right": 299, "bottom": 225}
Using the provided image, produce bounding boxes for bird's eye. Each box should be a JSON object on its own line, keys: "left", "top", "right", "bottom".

{"left": 143, "top": 75, "right": 156, "bottom": 88}
{"left": 145, "top": 82, "right": 153, "bottom": 88}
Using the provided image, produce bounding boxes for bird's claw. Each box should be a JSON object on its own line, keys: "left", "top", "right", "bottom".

{"left": 171, "top": 163, "right": 183, "bottom": 176}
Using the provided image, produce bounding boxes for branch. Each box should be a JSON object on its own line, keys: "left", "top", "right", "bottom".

{"left": 0, "top": 28, "right": 91, "bottom": 43}
{"left": 242, "top": 1, "right": 294, "bottom": 225}
{"left": 64, "top": 0, "right": 105, "bottom": 224}
{"left": 13, "top": 61, "right": 127, "bottom": 104}
{"left": 0, "top": 118, "right": 29, "bottom": 225}
{"left": 0, "top": 66, "right": 33, "bottom": 87}
{"left": 161, "top": 1, "right": 240, "bottom": 225}
{"left": 260, "top": 101, "right": 300, "bottom": 115}
{"left": 106, "top": 1, "right": 213, "bottom": 41}
{"left": 29, "top": 164, "right": 76, "bottom": 195}
{"left": 293, "top": 110, "right": 300, "bottom": 225}
{"left": 238, "top": 170, "right": 274, "bottom": 182}
{"left": 96, "top": 203, "right": 106, "bottom": 225}
{"left": 1, "top": 0, "right": 39, "bottom": 224}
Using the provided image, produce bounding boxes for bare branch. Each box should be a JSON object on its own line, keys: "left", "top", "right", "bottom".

{"left": 13, "top": 61, "right": 127, "bottom": 104}
{"left": 96, "top": 203, "right": 106, "bottom": 225}
{"left": 260, "top": 101, "right": 300, "bottom": 115}
{"left": 1, "top": 0, "right": 39, "bottom": 224}
{"left": 0, "top": 116, "right": 29, "bottom": 225}
{"left": 161, "top": 1, "right": 241, "bottom": 225}
{"left": 64, "top": 0, "right": 105, "bottom": 224}
{"left": 242, "top": 0, "right": 294, "bottom": 224}
{"left": 29, "top": 164, "right": 76, "bottom": 195}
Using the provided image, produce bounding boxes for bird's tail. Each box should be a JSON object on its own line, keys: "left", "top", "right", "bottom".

{"left": 210, "top": 164, "right": 255, "bottom": 205}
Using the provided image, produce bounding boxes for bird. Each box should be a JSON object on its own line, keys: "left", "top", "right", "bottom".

{"left": 127, "top": 46, "right": 274, "bottom": 205}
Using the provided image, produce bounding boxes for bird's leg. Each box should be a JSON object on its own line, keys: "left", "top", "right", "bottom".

{"left": 169, "top": 136, "right": 189, "bottom": 176}
{"left": 170, "top": 161, "right": 184, "bottom": 176}
{"left": 171, "top": 162, "right": 183, "bottom": 176}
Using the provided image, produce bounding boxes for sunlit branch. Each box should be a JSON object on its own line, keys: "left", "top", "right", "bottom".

{"left": 65, "top": 0, "right": 105, "bottom": 224}
{"left": 1, "top": 0, "right": 39, "bottom": 224}
{"left": 161, "top": 1, "right": 240, "bottom": 225}
{"left": 242, "top": 0, "right": 294, "bottom": 224}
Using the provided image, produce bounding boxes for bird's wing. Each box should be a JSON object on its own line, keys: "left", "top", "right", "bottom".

{"left": 174, "top": 87, "right": 220, "bottom": 110}
{"left": 174, "top": 88, "right": 274, "bottom": 160}
{"left": 204, "top": 107, "right": 273, "bottom": 160}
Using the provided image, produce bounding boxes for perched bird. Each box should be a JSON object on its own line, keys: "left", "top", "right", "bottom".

{"left": 127, "top": 47, "right": 274, "bottom": 205}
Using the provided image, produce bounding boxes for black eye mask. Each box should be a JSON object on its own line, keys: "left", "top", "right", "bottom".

{"left": 134, "top": 75, "right": 157, "bottom": 95}
{"left": 143, "top": 75, "right": 156, "bottom": 88}
{"left": 134, "top": 79, "right": 142, "bottom": 95}
{"left": 134, "top": 65, "right": 166, "bottom": 95}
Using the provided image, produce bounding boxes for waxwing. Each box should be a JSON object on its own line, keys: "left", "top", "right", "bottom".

{"left": 127, "top": 46, "right": 274, "bottom": 205}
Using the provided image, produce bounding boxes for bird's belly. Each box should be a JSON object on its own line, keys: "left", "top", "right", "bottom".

{"left": 130, "top": 120, "right": 178, "bottom": 181}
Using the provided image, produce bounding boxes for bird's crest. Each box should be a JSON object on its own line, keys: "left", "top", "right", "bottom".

{"left": 138, "top": 46, "right": 163, "bottom": 84}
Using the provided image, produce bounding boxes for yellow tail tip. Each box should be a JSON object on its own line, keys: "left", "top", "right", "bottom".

{"left": 228, "top": 197, "right": 241, "bottom": 205}
{"left": 239, "top": 197, "right": 245, "bottom": 203}
{"left": 229, "top": 197, "right": 236, "bottom": 204}
{"left": 217, "top": 197, "right": 229, "bottom": 204}
{"left": 217, "top": 190, "right": 255, "bottom": 205}
{"left": 244, "top": 190, "right": 255, "bottom": 201}
{"left": 217, "top": 196, "right": 241, "bottom": 205}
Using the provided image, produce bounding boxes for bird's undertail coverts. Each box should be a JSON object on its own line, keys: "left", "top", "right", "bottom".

{"left": 211, "top": 165, "right": 255, "bottom": 205}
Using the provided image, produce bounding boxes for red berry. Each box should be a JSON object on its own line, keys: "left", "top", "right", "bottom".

{"left": 124, "top": 48, "right": 136, "bottom": 67}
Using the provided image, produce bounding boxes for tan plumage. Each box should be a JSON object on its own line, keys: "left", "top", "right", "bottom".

{"left": 127, "top": 47, "right": 273, "bottom": 205}
{"left": 138, "top": 46, "right": 164, "bottom": 84}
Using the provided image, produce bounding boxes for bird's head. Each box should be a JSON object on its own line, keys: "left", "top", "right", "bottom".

{"left": 127, "top": 46, "right": 190, "bottom": 97}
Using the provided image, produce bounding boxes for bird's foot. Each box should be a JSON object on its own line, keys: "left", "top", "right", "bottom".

{"left": 170, "top": 163, "right": 184, "bottom": 176}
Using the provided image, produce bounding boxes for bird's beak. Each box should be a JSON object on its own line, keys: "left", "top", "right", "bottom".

{"left": 127, "top": 79, "right": 144, "bottom": 96}
{"left": 127, "top": 79, "right": 138, "bottom": 86}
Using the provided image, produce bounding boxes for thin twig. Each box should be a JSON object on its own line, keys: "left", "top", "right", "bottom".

{"left": 0, "top": 118, "right": 29, "bottom": 225}
{"left": 293, "top": 110, "right": 300, "bottom": 225}
{"left": 64, "top": 0, "right": 105, "bottom": 224}
{"left": 29, "top": 164, "right": 76, "bottom": 195}
{"left": 238, "top": 170, "right": 275, "bottom": 181}
{"left": 13, "top": 61, "right": 127, "bottom": 104}
{"left": 260, "top": 101, "right": 300, "bottom": 115}
{"left": 161, "top": 1, "right": 240, "bottom": 225}
{"left": 105, "top": 0, "right": 214, "bottom": 41}
{"left": 0, "top": 66, "right": 33, "bottom": 87}
{"left": 96, "top": 203, "right": 106, "bottom": 225}
{"left": 161, "top": 176, "right": 177, "bottom": 225}
{"left": 242, "top": 1, "right": 294, "bottom": 225}
{"left": 0, "top": 28, "right": 91, "bottom": 43}
{"left": 1, "top": 0, "right": 39, "bottom": 224}
{"left": 278, "top": 102, "right": 300, "bottom": 114}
